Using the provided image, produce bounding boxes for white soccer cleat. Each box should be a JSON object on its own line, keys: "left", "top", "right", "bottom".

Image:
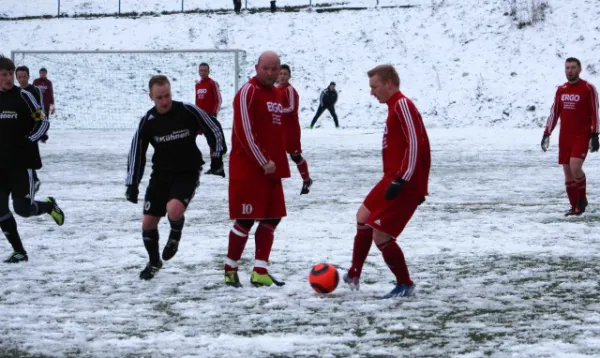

{"left": 343, "top": 272, "right": 360, "bottom": 291}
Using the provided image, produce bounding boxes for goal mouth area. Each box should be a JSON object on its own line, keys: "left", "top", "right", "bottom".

{"left": 11, "top": 49, "right": 247, "bottom": 130}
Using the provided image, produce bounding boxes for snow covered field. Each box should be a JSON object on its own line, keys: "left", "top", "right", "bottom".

{"left": 1, "top": 128, "right": 600, "bottom": 357}
{"left": 2, "top": 0, "right": 600, "bottom": 356}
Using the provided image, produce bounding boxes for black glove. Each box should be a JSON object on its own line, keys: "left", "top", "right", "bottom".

{"left": 125, "top": 185, "right": 139, "bottom": 204}
{"left": 541, "top": 135, "right": 550, "bottom": 152}
{"left": 205, "top": 156, "right": 225, "bottom": 177}
{"left": 419, "top": 196, "right": 426, "bottom": 205}
{"left": 384, "top": 178, "right": 406, "bottom": 200}
{"left": 591, "top": 133, "right": 599, "bottom": 153}
{"left": 40, "top": 134, "right": 49, "bottom": 143}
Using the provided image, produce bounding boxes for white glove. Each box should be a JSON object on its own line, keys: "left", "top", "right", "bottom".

{"left": 49, "top": 104, "right": 55, "bottom": 115}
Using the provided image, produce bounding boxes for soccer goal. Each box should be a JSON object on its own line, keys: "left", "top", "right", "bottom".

{"left": 10, "top": 49, "right": 247, "bottom": 129}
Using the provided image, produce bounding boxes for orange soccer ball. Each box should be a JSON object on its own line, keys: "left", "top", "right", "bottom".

{"left": 308, "top": 263, "right": 340, "bottom": 294}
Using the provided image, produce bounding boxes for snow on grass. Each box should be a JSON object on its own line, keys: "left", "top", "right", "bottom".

{"left": 1, "top": 127, "right": 600, "bottom": 357}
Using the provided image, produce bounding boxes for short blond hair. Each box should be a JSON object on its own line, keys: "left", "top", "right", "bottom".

{"left": 148, "top": 75, "right": 170, "bottom": 91}
{"left": 367, "top": 65, "right": 400, "bottom": 87}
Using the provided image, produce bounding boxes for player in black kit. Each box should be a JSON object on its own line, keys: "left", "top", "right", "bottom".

{"left": 0, "top": 56, "right": 64, "bottom": 264}
{"left": 126, "top": 75, "right": 227, "bottom": 280}
{"left": 16, "top": 66, "right": 47, "bottom": 193}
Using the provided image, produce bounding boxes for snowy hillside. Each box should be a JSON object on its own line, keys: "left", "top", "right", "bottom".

{"left": 2, "top": 0, "right": 598, "bottom": 129}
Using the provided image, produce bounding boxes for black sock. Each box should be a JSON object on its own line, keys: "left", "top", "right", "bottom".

{"left": 168, "top": 216, "right": 185, "bottom": 241}
{"left": 142, "top": 229, "right": 160, "bottom": 265}
{"left": 0, "top": 214, "right": 26, "bottom": 253}
{"left": 35, "top": 201, "right": 54, "bottom": 215}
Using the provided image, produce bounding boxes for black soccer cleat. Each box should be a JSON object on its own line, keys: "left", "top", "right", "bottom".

{"left": 161, "top": 235, "right": 181, "bottom": 261}
{"left": 4, "top": 251, "right": 28, "bottom": 263}
{"left": 576, "top": 197, "right": 588, "bottom": 216}
{"left": 300, "top": 178, "right": 313, "bottom": 195}
{"left": 139, "top": 260, "right": 163, "bottom": 280}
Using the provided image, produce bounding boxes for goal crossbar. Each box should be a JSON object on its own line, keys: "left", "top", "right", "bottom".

{"left": 11, "top": 49, "right": 246, "bottom": 90}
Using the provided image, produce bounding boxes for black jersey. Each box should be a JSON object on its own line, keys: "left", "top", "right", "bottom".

{"left": 22, "top": 84, "right": 44, "bottom": 111}
{"left": 126, "top": 101, "right": 227, "bottom": 186}
{"left": 0, "top": 86, "right": 49, "bottom": 169}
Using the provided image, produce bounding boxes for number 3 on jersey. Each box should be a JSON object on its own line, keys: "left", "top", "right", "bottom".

{"left": 242, "top": 203, "right": 253, "bottom": 215}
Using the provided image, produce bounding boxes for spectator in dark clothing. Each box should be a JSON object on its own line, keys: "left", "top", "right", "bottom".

{"left": 233, "top": 0, "right": 242, "bottom": 13}
{"left": 309, "top": 81, "right": 339, "bottom": 129}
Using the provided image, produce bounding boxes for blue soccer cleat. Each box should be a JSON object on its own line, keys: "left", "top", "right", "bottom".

{"left": 382, "top": 284, "right": 415, "bottom": 298}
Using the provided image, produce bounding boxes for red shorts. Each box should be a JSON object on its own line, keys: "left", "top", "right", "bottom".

{"left": 558, "top": 134, "right": 588, "bottom": 164}
{"left": 363, "top": 178, "right": 422, "bottom": 238}
{"left": 283, "top": 120, "right": 302, "bottom": 156}
{"left": 229, "top": 177, "right": 287, "bottom": 220}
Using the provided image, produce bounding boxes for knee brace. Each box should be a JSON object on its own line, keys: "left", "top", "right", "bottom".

{"left": 290, "top": 154, "right": 303, "bottom": 164}
{"left": 236, "top": 219, "right": 255, "bottom": 231}
{"left": 260, "top": 218, "right": 281, "bottom": 228}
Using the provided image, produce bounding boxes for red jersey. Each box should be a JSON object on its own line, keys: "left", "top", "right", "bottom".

{"left": 195, "top": 78, "right": 222, "bottom": 117}
{"left": 32, "top": 77, "right": 54, "bottom": 109}
{"left": 230, "top": 77, "right": 290, "bottom": 180}
{"left": 383, "top": 91, "right": 431, "bottom": 196}
{"left": 544, "top": 79, "right": 599, "bottom": 136}
{"left": 278, "top": 83, "right": 299, "bottom": 123}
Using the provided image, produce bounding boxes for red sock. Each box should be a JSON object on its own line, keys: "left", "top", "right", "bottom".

{"left": 565, "top": 181, "right": 578, "bottom": 207}
{"left": 225, "top": 222, "right": 250, "bottom": 271}
{"left": 348, "top": 223, "right": 373, "bottom": 278}
{"left": 296, "top": 158, "right": 310, "bottom": 182}
{"left": 575, "top": 175, "right": 586, "bottom": 203}
{"left": 254, "top": 222, "right": 277, "bottom": 274}
{"left": 376, "top": 240, "right": 413, "bottom": 286}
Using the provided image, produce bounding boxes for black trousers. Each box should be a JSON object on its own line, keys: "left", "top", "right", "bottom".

{"left": 233, "top": 0, "right": 242, "bottom": 13}
{"left": 310, "top": 105, "right": 338, "bottom": 128}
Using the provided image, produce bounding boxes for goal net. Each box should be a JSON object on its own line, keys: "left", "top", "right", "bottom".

{"left": 10, "top": 49, "right": 247, "bottom": 129}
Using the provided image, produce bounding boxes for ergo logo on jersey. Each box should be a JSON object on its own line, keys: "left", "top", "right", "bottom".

{"left": 266, "top": 102, "right": 283, "bottom": 113}
{"left": 561, "top": 94, "right": 580, "bottom": 102}
{"left": 197, "top": 89, "right": 208, "bottom": 94}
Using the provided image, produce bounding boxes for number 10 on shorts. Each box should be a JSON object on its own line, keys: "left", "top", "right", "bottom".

{"left": 242, "top": 203, "right": 253, "bottom": 215}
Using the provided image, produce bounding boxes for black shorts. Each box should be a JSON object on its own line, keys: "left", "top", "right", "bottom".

{"left": 143, "top": 170, "right": 200, "bottom": 217}
{"left": 0, "top": 168, "right": 36, "bottom": 203}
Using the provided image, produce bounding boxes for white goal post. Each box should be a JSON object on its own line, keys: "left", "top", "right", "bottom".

{"left": 10, "top": 49, "right": 247, "bottom": 129}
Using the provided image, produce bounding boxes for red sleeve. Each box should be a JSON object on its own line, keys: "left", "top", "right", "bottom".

{"left": 294, "top": 88, "right": 300, "bottom": 120}
{"left": 233, "top": 84, "right": 269, "bottom": 166}
{"left": 212, "top": 80, "right": 222, "bottom": 115}
{"left": 587, "top": 83, "right": 599, "bottom": 134}
{"left": 395, "top": 99, "right": 422, "bottom": 181}
{"left": 194, "top": 82, "right": 201, "bottom": 108}
{"left": 544, "top": 88, "right": 561, "bottom": 136}
{"left": 282, "top": 86, "right": 295, "bottom": 114}
{"left": 48, "top": 80, "right": 55, "bottom": 105}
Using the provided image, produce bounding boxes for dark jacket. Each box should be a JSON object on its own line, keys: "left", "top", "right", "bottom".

{"left": 319, "top": 88, "right": 338, "bottom": 107}
{"left": 0, "top": 86, "right": 49, "bottom": 169}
